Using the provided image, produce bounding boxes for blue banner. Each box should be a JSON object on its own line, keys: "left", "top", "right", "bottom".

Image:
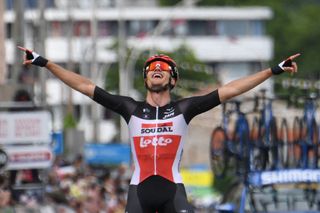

{"left": 84, "top": 143, "right": 131, "bottom": 165}
{"left": 248, "top": 169, "right": 320, "bottom": 186}
{"left": 52, "top": 131, "right": 64, "bottom": 155}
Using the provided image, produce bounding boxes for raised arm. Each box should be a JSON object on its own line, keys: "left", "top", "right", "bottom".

{"left": 218, "top": 53, "right": 300, "bottom": 102}
{"left": 18, "top": 46, "right": 96, "bottom": 98}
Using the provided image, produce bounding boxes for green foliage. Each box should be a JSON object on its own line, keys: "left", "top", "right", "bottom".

{"left": 197, "top": 0, "right": 261, "bottom": 6}
{"left": 196, "top": 0, "right": 320, "bottom": 79}
{"left": 284, "top": 5, "right": 320, "bottom": 78}
{"left": 105, "top": 63, "right": 120, "bottom": 92}
{"left": 195, "top": 0, "right": 320, "bottom": 97}
{"left": 159, "top": 0, "right": 180, "bottom": 6}
{"left": 63, "top": 112, "right": 77, "bottom": 129}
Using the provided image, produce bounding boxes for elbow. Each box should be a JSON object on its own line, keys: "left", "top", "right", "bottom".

{"left": 218, "top": 87, "right": 242, "bottom": 102}
{"left": 78, "top": 83, "right": 95, "bottom": 98}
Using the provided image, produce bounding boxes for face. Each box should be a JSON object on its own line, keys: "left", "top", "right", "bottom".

{"left": 145, "top": 61, "right": 175, "bottom": 92}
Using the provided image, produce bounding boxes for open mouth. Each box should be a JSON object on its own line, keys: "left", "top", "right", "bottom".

{"left": 152, "top": 73, "right": 163, "bottom": 79}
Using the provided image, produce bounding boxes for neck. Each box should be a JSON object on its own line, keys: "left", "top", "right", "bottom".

{"left": 146, "top": 90, "right": 171, "bottom": 107}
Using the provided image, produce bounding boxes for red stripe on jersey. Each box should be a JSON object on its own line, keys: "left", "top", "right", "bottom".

{"left": 141, "top": 122, "right": 173, "bottom": 128}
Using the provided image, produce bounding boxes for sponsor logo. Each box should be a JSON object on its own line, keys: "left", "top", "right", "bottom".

{"left": 140, "top": 136, "right": 173, "bottom": 148}
{"left": 143, "top": 108, "right": 150, "bottom": 113}
{"left": 163, "top": 112, "right": 174, "bottom": 119}
{"left": 163, "top": 107, "right": 175, "bottom": 119}
{"left": 250, "top": 170, "right": 320, "bottom": 186}
{"left": 141, "top": 122, "right": 173, "bottom": 134}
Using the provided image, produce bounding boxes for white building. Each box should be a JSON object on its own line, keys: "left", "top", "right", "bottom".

{"left": 2, "top": 0, "right": 273, "bottom": 143}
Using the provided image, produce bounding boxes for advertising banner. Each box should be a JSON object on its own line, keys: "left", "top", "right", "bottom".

{"left": 181, "top": 169, "right": 213, "bottom": 187}
{"left": 248, "top": 169, "right": 320, "bottom": 186}
{"left": 52, "top": 131, "right": 64, "bottom": 155}
{"left": 84, "top": 143, "right": 131, "bottom": 165}
{"left": 3, "top": 145, "right": 54, "bottom": 170}
{"left": 0, "top": 111, "right": 52, "bottom": 144}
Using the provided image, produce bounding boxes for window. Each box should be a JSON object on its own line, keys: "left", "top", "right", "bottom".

{"left": 217, "top": 20, "right": 264, "bottom": 36}
{"left": 207, "top": 21, "right": 218, "bottom": 35}
{"left": 46, "top": 0, "right": 56, "bottom": 8}
{"left": 48, "top": 21, "right": 67, "bottom": 37}
{"left": 172, "top": 19, "right": 187, "bottom": 36}
{"left": 187, "top": 20, "right": 209, "bottom": 36}
{"left": 98, "top": 21, "right": 110, "bottom": 37}
{"left": 128, "top": 20, "right": 140, "bottom": 36}
{"left": 251, "top": 20, "right": 264, "bottom": 35}
{"left": 6, "top": 23, "right": 12, "bottom": 39}
{"left": 73, "top": 21, "right": 91, "bottom": 37}
{"left": 5, "top": 0, "right": 13, "bottom": 10}
{"left": 96, "top": 0, "right": 113, "bottom": 8}
{"left": 25, "top": 0, "right": 37, "bottom": 9}
{"left": 127, "top": 20, "right": 156, "bottom": 37}
{"left": 98, "top": 21, "right": 118, "bottom": 37}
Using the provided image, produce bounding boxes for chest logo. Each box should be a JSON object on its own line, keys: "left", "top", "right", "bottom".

{"left": 140, "top": 136, "right": 173, "bottom": 147}
{"left": 163, "top": 107, "right": 175, "bottom": 119}
{"left": 141, "top": 122, "right": 173, "bottom": 134}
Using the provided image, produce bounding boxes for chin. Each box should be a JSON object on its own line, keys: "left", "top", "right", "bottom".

{"left": 146, "top": 83, "right": 171, "bottom": 93}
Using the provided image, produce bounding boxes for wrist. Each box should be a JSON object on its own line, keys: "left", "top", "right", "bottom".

{"left": 271, "top": 58, "right": 293, "bottom": 75}
{"left": 33, "top": 55, "right": 48, "bottom": 67}
{"left": 26, "top": 49, "right": 48, "bottom": 67}
{"left": 271, "top": 65, "right": 284, "bottom": 75}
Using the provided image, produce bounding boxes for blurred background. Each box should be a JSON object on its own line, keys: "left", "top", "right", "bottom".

{"left": 0, "top": 0, "right": 319, "bottom": 212}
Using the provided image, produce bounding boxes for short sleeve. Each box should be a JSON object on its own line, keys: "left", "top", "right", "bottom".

{"left": 93, "top": 86, "right": 138, "bottom": 123}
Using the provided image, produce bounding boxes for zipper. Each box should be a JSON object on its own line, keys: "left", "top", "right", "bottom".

{"left": 154, "top": 106, "right": 159, "bottom": 175}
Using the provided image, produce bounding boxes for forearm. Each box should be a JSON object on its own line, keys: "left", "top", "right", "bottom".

{"left": 45, "top": 61, "right": 95, "bottom": 98}
{"left": 218, "top": 68, "right": 272, "bottom": 102}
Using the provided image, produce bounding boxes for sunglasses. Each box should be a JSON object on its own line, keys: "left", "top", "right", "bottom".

{"left": 146, "top": 61, "right": 172, "bottom": 73}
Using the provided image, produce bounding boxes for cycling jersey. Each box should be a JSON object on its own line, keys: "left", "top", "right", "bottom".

{"left": 93, "top": 86, "right": 221, "bottom": 185}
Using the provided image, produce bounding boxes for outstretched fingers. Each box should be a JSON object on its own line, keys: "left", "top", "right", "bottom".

{"left": 288, "top": 53, "right": 301, "bottom": 60}
{"left": 17, "top": 46, "right": 27, "bottom": 51}
{"left": 17, "top": 46, "right": 33, "bottom": 53}
{"left": 17, "top": 46, "right": 33, "bottom": 65}
{"left": 283, "top": 53, "right": 300, "bottom": 74}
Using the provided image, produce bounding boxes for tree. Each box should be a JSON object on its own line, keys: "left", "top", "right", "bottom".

{"left": 192, "top": 0, "right": 320, "bottom": 80}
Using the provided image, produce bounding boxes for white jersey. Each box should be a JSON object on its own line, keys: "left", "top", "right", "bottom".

{"left": 93, "top": 86, "right": 220, "bottom": 185}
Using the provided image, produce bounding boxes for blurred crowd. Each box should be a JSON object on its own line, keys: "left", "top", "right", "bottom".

{"left": 0, "top": 154, "right": 131, "bottom": 213}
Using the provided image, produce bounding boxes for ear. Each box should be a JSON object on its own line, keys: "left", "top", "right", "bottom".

{"left": 170, "top": 78, "right": 176, "bottom": 87}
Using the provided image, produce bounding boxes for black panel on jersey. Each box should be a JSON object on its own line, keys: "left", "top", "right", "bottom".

{"left": 177, "top": 89, "right": 220, "bottom": 124}
{"left": 93, "top": 86, "right": 220, "bottom": 124}
{"left": 131, "top": 102, "right": 183, "bottom": 120}
{"left": 93, "top": 86, "right": 139, "bottom": 123}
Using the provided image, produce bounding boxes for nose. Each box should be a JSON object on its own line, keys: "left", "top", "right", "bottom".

{"left": 153, "top": 66, "right": 162, "bottom": 72}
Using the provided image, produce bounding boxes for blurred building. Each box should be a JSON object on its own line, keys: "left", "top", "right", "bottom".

{"left": 2, "top": 0, "right": 273, "bottom": 144}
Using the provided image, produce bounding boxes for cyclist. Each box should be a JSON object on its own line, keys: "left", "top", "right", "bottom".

{"left": 18, "top": 46, "right": 299, "bottom": 213}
